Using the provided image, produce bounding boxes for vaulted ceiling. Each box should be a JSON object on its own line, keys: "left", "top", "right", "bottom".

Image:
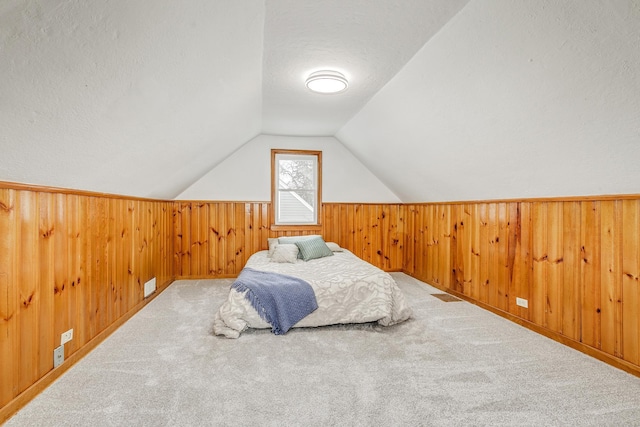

{"left": 261, "top": 0, "right": 469, "bottom": 135}
{"left": 1, "top": 0, "right": 639, "bottom": 201}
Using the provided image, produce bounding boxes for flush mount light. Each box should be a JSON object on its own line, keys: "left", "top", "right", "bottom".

{"left": 305, "top": 70, "right": 348, "bottom": 94}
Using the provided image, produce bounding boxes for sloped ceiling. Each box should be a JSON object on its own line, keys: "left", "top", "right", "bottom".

{"left": 338, "top": 0, "right": 640, "bottom": 202}
{"left": 261, "top": 0, "right": 470, "bottom": 135}
{"left": 2, "top": 0, "right": 639, "bottom": 201}
{"left": 1, "top": 0, "right": 264, "bottom": 198}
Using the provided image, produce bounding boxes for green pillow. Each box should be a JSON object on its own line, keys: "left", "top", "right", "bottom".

{"left": 295, "top": 237, "right": 334, "bottom": 261}
{"left": 279, "top": 235, "right": 321, "bottom": 259}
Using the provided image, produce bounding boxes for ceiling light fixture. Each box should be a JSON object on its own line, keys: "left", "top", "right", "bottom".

{"left": 305, "top": 70, "right": 348, "bottom": 94}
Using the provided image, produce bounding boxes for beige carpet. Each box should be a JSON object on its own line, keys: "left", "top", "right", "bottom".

{"left": 7, "top": 273, "right": 640, "bottom": 426}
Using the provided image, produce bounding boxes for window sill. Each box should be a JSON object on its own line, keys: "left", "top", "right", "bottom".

{"left": 270, "top": 224, "right": 322, "bottom": 232}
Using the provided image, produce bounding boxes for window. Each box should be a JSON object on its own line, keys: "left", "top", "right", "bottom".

{"left": 271, "top": 149, "right": 322, "bottom": 227}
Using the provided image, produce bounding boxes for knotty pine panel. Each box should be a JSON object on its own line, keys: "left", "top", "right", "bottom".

{"left": 172, "top": 202, "right": 405, "bottom": 277}
{"left": 405, "top": 197, "right": 640, "bottom": 375}
{"left": 581, "top": 201, "right": 602, "bottom": 349}
{"left": 0, "top": 186, "right": 174, "bottom": 410}
{"left": 600, "top": 200, "right": 623, "bottom": 357}
{"left": 561, "top": 201, "right": 581, "bottom": 341}
{"left": 508, "top": 202, "right": 532, "bottom": 321}
{"left": 622, "top": 200, "right": 640, "bottom": 366}
{"left": 0, "top": 188, "right": 17, "bottom": 405}
{"left": 17, "top": 190, "right": 39, "bottom": 393}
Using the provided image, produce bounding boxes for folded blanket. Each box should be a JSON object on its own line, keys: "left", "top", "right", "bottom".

{"left": 231, "top": 267, "right": 318, "bottom": 335}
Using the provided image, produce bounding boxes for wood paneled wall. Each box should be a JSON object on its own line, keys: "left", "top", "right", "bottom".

{"left": 322, "top": 204, "right": 404, "bottom": 271}
{"left": 173, "top": 202, "right": 405, "bottom": 277}
{"left": 404, "top": 198, "right": 640, "bottom": 372}
{"left": 5, "top": 187, "right": 640, "bottom": 418}
{"left": 0, "top": 185, "right": 174, "bottom": 411}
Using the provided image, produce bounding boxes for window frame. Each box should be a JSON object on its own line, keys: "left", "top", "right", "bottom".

{"left": 270, "top": 149, "right": 322, "bottom": 231}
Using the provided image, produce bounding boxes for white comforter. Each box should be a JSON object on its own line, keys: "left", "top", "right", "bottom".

{"left": 213, "top": 250, "right": 413, "bottom": 338}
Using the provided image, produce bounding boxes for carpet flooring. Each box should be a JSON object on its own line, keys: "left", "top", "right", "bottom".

{"left": 6, "top": 273, "right": 640, "bottom": 426}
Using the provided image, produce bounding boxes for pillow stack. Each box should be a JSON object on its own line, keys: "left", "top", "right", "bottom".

{"left": 267, "top": 235, "right": 336, "bottom": 262}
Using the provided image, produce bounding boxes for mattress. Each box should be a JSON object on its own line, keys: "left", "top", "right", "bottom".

{"left": 213, "top": 249, "right": 412, "bottom": 338}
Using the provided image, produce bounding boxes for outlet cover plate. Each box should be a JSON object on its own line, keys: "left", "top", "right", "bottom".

{"left": 516, "top": 297, "right": 529, "bottom": 308}
{"left": 144, "top": 277, "right": 156, "bottom": 298}
{"left": 53, "top": 346, "right": 64, "bottom": 368}
{"left": 61, "top": 328, "right": 73, "bottom": 345}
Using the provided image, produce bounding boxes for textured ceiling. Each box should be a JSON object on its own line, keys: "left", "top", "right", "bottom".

{"left": 0, "top": 0, "right": 265, "bottom": 198}
{"left": 338, "top": 0, "right": 640, "bottom": 202}
{"left": 261, "top": 0, "right": 470, "bottom": 136}
{"left": 0, "top": 0, "right": 469, "bottom": 198}
{"left": 1, "top": 1, "right": 639, "bottom": 201}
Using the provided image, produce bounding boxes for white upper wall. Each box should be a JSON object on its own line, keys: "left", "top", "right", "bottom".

{"left": 0, "top": 0, "right": 264, "bottom": 198}
{"left": 337, "top": 0, "right": 640, "bottom": 202}
{"left": 176, "top": 135, "right": 401, "bottom": 203}
{"left": 3, "top": 1, "right": 639, "bottom": 202}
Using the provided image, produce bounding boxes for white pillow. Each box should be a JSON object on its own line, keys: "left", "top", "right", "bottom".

{"left": 278, "top": 234, "right": 321, "bottom": 244}
{"left": 326, "top": 242, "right": 344, "bottom": 252}
{"left": 267, "top": 238, "right": 279, "bottom": 257}
{"left": 270, "top": 244, "right": 299, "bottom": 263}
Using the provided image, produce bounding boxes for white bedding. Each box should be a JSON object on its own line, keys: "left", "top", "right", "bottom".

{"left": 213, "top": 249, "right": 413, "bottom": 338}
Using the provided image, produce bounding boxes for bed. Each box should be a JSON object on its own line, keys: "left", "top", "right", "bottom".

{"left": 213, "top": 238, "right": 413, "bottom": 338}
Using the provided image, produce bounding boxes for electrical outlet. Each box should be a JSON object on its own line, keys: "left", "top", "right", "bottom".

{"left": 53, "top": 346, "right": 64, "bottom": 368}
{"left": 516, "top": 297, "right": 529, "bottom": 308}
{"left": 61, "top": 328, "right": 73, "bottom": 345}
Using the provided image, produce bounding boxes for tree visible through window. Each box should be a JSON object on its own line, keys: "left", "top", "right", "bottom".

{"left": 272, "top": 150, "right": 322, "bottom": 225}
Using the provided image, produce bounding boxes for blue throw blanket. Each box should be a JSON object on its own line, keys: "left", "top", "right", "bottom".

{"left": 232, "top": 267, "right": 318, "bottom": 335}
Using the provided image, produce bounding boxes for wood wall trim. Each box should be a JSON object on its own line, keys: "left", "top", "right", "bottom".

{"left": 0, "top": 278, "right": 174, "bottom": 424}
{"left": 409, "top": 193, "right": 640, "bottom": 205}
{"left": 270, "top": 224, "right": 323, "bottom": 232}
{"left": 174, "top": 201, "right": 405, "bottom": 205}
{"left": 0, "top": 181, "right": 171, "bottom": 202}
{"left": 4, "top": 179, "right": 637, "bottom": 206}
